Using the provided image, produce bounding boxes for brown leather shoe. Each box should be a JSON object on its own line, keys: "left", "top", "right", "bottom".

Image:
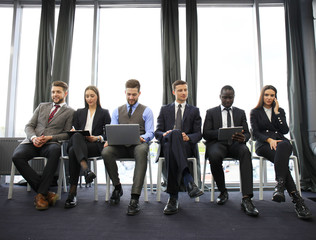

{"left": 47, "top": 192, "right": 59, "bottom": 206}
{"left": 34, "top": 193, "right": 49, "bottom": 210}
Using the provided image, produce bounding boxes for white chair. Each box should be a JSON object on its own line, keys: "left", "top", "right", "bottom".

{"left": 8, "top": 157, "right": 66, "bottom": 200}
{"left": 105, "top": 144, "right": 153, "bottom": 202}
{"left": 201, "top": 156, "right": 242, "bottom": 202}
{"left": 105, "top": 159, "right": 152, "bottom": 202}
{"left": 60, "top": 141, "right": 103, "bottom": 201}
{"left": 249, "top": 131, "right": 301, "bottom": 200}
{"left": 252, "top": 153, "right": 301, "bottom": 200}
{"left": 156, "top": 156, "right": 200, "bottom": 202}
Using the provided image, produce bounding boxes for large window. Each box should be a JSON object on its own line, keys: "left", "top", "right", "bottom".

{"left": 68, "top": 6, "right": 94, "bottom": 110}
{"left": 15, "top": 7, "right": 41, "bottom": 137}
{"left": 0, "top": 7, "right": 13, "bottom": 136}
{"left": 98, "top": 8, "right": 162, "bottom": 117}
{"left": 260, "top": 6, "right": 288, "bottom": 115}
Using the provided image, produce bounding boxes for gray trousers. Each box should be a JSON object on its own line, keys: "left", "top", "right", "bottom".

{"left": 101, "top": 143, "right": 149, "bottom": 195}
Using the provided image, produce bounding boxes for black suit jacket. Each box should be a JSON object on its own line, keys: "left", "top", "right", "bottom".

{"left": 155, "top": 103, "right": 202, "bottom": 158}
{"left": 73, "top": 106, "right": 111, "bottom": 141}
{"left": 250, "top": 107, "right": 289, "bottom": 151}
{"left": 203, "top": 105, "right": 250, "bottom": 158}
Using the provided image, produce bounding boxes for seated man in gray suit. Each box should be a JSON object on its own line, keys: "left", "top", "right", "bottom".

{"left": 203, "top": 85, "right": 259, "bottom": 216}
{"left": 12, "top": 81, "right": 74, "bottom": 210}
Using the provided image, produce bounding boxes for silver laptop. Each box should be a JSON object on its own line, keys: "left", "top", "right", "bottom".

{"left": 106, "top": 124, "right": 140, "bottom": 145}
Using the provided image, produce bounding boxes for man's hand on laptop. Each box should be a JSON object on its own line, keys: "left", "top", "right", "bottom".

{"left": 140, "top": 137, "right": 145, "bottom": 143}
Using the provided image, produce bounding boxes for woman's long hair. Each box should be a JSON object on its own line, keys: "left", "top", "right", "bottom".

{"left": 84, "top": 85, "right": 101, "bottom": 108}
{"left": 255, "top": 85, "right": 277, "bottom": 109}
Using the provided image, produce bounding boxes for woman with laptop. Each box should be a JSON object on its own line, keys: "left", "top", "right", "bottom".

{"left": 64, "top": 86, "right": 111, "bottom": 208}
{"left": 250, "top": 85, "right": 312, "bottom": 219}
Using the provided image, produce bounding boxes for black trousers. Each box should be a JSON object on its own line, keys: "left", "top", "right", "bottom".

{"left": 206, "top": 141, "right": 253, "bottom": 197}
{"left": 256, "top": 140, "right": 296, "bottom": 192}
{"left": 162, "top": 130, "right": 193, "bottom": 195}
{"left": 67, "top": 133, "right": 102, "bottom": 186}
{"left": 12, "top": 142, "right": 61, "bottom": 195}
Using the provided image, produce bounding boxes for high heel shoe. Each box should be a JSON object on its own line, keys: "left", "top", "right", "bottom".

{"left": 272, "top": 178, "right": 285, "bottom": 202}
{"left": 84, "top": 169, "right": 96, "bottom": 184}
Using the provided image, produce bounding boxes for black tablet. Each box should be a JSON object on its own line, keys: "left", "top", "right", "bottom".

{"left": 66, "top": 130, "right": 90, "bottom": 137}
{"left": 218, "top": 126, "right": 243, "bottom": 141}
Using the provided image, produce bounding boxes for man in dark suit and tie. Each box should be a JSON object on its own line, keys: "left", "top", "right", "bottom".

{"left": 203, "top": 85, "right": 259, "bottom": 216}
{"left": 155, "top": 80, "right": 203, "bottom": 215}
{"left": 12, "top": 81, "right": 74, "bottom": 210}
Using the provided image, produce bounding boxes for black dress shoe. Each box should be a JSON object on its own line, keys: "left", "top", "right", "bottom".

{"left": 186, "top": 181, "right": 204, "bottom": 198}
{"left": 84, "top": 169, "right": 96, "bottom": 184}
{"left": 216, "top": 190, "right": 229, "bottom": 205}
{"left": 64, "top": 194, "right": 77, "bottom": 209}
{"left": 290, "top": 191, "right": 312, "bottom": 219}
{"left": 272, "top": 178, "right": 285, "bottom": 202}
{"left": 110, "top": 188, "right": 123, "bottom": 205}
{"left": 241, "top": 197, "right": 259, "bottom": 216}
{"left": 163, "top": 198, "right": 179, "bottom": 215}
{"left": 127, "top": 199, "right": 140, "bottom": 216}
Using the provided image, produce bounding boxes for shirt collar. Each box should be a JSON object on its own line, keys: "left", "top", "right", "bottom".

{"left": 221, "top": 105, "right": 233, "bottom": 111}
{"left": 174, "top": 101, "right": 186, "bottom": 108}
{"left": 53, "top": 102, "right": 66, "bottom": 108}
{"left": 127, "top": 102, "right": 139, "bottom": 109}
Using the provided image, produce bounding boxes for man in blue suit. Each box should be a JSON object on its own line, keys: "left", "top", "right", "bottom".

{"left": 155, "top": 80, "right": 203, "bottom": 215}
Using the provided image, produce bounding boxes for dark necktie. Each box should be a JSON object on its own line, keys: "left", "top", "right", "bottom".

{"left": 128, "top": 105, "right": 133, "bottom": 118}
{"left": 48, "top": 105, "right": 60, "bottom": 123}
{"left": 224, "top": 107, "right": 232, "bottom": 127}
{"left": 175, "top": 104, "right": 182, "bottom": 130}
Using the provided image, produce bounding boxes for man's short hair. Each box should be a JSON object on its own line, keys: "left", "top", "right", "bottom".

{"left": 172, "top": 80, "right": 187, "bottom": 91}
{"left": 125, "top": 79, "right": 141, "bottom": 92}
{"left": 52, "top": 81, "right": 68, "bottom": 92}
{"left": 220, "top": 85, "right": 235, "bottom": 95}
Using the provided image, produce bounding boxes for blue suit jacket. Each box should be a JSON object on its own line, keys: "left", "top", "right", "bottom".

{"left": 155, "top": 103, "right": 202, "bottom": 158}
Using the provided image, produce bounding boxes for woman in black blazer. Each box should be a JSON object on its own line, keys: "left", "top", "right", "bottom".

{"left": 250, "top": 85, "right": 311, "bottom": 219}
{"left": 64, "top": 86, "right": 111, "bottom": 208}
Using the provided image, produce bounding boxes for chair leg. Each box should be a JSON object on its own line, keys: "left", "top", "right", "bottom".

{"left": 57, "top": 158, "right": 64, "bottom": 199}
{"left": 93, "top": 158, "right": 98, "bottom": 201}
{"left": 259, "top": 157, "right": 264, "bottom": 200}
{"left": 211, "top": 177, "right": 215, "bottom": 202}
{"left": 156, "top": 158, "right": 164, "bottom": 202}
{"left": 8, "top": 162, "right": 16, "bottom": 199}
{"left": 292, "top": 156, "right": 301, "bottom": 195}
{"left": 148, "top": 152, "right": 153, "bottom": 194}
{"left": 143, "top": 173, "right": 148, "bottom": 202}
{"left": 202, "top": 158, "right": 207, "bottom": 192}
{"left": 105, "top": 170, "right": 111, "bottom": 202}
{"left": 188, "top": 158, "right": 199, "bottom": 202}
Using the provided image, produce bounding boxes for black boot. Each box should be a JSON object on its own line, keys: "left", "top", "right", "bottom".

{"left": 272, "top": 178, "right": 285, "bottom": 202}
{"left": 290, "top": 191, "right": 312, "bottom": 219}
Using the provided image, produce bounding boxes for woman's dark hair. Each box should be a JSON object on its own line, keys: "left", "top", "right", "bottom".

{"left": 84, "top": 85, "right": 101, "bottom": 108}
{"left": 255, "top": 85, "right": 277, "bottom": 109}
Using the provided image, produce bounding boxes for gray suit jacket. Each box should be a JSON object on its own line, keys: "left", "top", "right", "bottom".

{"left": 22, "top": 102, "right": 75, "bottom": 144}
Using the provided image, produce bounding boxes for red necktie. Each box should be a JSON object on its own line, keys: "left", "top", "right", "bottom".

{"left": 48, "top": 105, "right": 60, "bottom": 123}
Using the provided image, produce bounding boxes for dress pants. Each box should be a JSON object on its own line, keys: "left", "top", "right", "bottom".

{"left": 12, "top": 142, "right": 61, "bottom": 195}
{"left": 67, "top": 133, "right": 102, "bottom": 186}
{"left": 206, "top": 141, "right": 253, "bottom": 197}
{"left": 256, "top": 140, "right": 296, "bottom": 192}
{"left": 101, "top": 142, "right": 149, "bottom": 195}
{"left": 162, "top": 130, "right": 193, "bottom": 195}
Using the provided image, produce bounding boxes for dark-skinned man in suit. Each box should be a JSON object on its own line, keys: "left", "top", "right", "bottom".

{"left": 203, "top": 85, "right": 259, "bottom": 216}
